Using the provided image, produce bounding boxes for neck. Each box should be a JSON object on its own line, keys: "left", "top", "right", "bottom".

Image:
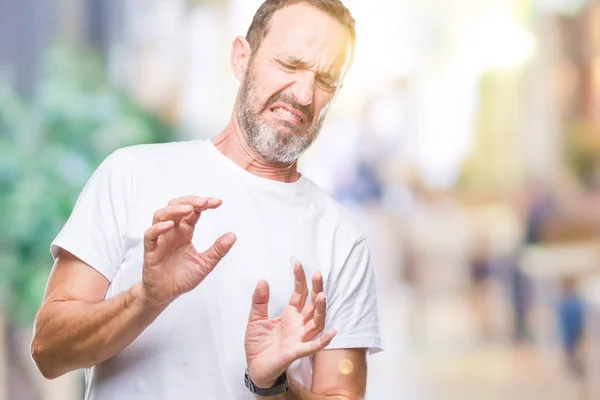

{"left": 211, "top": 111, "right": 301, "bottom": 183}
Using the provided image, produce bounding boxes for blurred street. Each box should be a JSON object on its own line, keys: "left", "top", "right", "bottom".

{"left": 363, "top": 205, "right": 589, "bottom": 400}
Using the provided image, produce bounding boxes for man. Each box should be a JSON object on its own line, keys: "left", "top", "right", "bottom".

{"left": 31, "top": 1, "right": 383, "bottom": 399}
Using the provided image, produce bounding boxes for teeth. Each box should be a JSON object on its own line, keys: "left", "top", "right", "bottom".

{"left": 273, "top": 107, "right": 300, "bottom": 120}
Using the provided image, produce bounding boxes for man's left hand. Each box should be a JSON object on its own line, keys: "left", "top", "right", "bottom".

{"left": 244, "top": 262, "right": 336, "bottom": 389}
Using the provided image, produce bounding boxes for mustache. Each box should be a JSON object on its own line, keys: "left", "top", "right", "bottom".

{"left": 263, "top": 92, "right": 314, "bottom": 122}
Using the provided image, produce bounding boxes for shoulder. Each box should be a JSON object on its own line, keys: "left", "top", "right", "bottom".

{"left": 102, "top": 140, "right": 214, "bottom": 177}
{"left": 120, "top": 139, "right": 204, "bottom": 164}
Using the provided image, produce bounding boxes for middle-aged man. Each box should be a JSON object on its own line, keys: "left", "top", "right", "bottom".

{"left": 31, "top": 1, "right": 384, "bottom": 399}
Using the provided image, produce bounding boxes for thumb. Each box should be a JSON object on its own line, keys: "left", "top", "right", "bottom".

{"left": 249, "top": 280, "right": 270, "bottom": 322}
{"left": 196, "top": 232, "right": 237, "bottom": 276}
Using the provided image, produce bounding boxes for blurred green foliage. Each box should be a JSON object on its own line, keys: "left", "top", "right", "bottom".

{"left": 0, "top": 48, "right": 172, "bottom": 324}
{"left": 565, "top": 119, "right": 600, "bottom": 188}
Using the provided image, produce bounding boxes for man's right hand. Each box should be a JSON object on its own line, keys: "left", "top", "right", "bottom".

{"left": 140, "top": 195, "right": 236, "bottom": 308}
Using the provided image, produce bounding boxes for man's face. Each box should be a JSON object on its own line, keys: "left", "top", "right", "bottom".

{"left": 237, "top": 3, "right": 352, "bottom": 163}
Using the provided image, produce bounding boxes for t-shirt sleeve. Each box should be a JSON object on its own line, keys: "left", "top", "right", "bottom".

{"left": 50, "top": 148, "right": 136, "bottom": 282}
{"left": 325, "top": 237, "right": 384, "bottom": 355}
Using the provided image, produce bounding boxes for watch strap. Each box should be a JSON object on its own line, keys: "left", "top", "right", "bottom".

{"left": 244, "top": 368, "right": 289, "bottom": 396}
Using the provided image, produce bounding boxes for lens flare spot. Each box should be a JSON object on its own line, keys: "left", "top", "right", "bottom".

{"left": 338, "top": 359, "right": 354, "bottom": 375}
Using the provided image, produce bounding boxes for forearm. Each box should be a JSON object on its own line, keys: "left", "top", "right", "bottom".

{"left": 256, "top": 376, "right": 353, "bottom": 400}
{"left": 31, "top": 282, "right": 166, "bottom": 379}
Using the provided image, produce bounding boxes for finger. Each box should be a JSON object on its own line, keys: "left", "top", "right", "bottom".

{"left": 302, "top": 292, "right": 327, "bottom": 341}
{"left": 152, "top": 204, "right": 194, "bottom": 225}
{"left": 168, "top": 195, "right": 200, "bottom": 206}
{"left": 143, "top": 220, "right": 175, "bottom": 251}
{"left": 196, "top": 232, "right": 237, "bottom": 277}
{"left": 182, "top": 197, "right": 208, "bottom": 227}
{"left": 301, "top": 272, "right": 324, "bottom": 320}
{"left": 188, "top": 197, "right": 223, "bottom": 226}
{"left": 171, "top": 197, "right": 223, "bottom": 227}
{"left": 168, "top": 196, "right": 222, "bottom": 210}
{"left": 249, "top": 280, "right": 270, "bottom": 323}
{"left": 302, "top": 272, "right": 323, "bottom": 322}
{"left": 288, "top": 262, "right": 308, "bottom": 311}
{"left": 310, "top": 272, "right": 324, "bottom": 303}
{"left": 301, "top": 298, "right": 316, "bottom": 322}
{"left": 202, "top": 197, "right": 223, "bottom": 210}
{"left": 297, "top": 328, "right": 337, "bottom": 359}
{"left": 167, "top": 195, "right": 209, "bottom": 206}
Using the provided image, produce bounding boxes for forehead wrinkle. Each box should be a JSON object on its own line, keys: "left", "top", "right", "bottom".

{"left": 267, "top": 9, "right": 348, "bottom": 51}
{"left": 263, "top": 5, "right": 352, "bottom": 81}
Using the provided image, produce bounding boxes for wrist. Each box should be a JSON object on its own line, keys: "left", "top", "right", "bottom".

{"left": 130, "top": 282, "right": 171, "bottom": 313}
{"left": 245, "top": 368, "right": 289, "bottom": 396}
{"left": 252, "top": 379, "right": 278, "bottom": 390}
{"left": 248, "top": 368, "right": 286, "bottom": 389}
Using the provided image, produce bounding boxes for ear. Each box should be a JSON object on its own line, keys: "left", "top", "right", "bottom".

{"left": 231, "top": 36, "right": 252, "bottom": 81}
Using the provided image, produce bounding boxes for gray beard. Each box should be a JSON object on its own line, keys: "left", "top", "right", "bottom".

{"left": 237, "top": 72, "right": 325, "bottom": 164}
{"left": 242, "top": 114, "right": 312, "bottom": 164}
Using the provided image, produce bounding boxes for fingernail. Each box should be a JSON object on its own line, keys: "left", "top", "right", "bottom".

{"left": 224, "top": 232, "right": 237, "bottom": 244}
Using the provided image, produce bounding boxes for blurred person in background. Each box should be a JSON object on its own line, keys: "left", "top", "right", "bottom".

{"left": 334, "top": 156, "right": 384, "bottom": 208}
{"left": 468, "top": 236, "right": 495, "bottom": 340}
{"left": 29, "top": 1, "right": 383, "bottom": 399}
{"left": 509, "top": 180, "right": 557, "bottom": 344}
{"left": 557, "top": 276, "right": 585, "bottom": 378}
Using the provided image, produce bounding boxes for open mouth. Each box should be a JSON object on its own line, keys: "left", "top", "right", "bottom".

{"left": 268, "top": 105, "right": 305, "bottom": 125}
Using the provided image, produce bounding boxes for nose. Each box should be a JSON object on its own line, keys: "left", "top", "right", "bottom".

{"left": 291, "top": 71, "right": 315, "bottom": 106}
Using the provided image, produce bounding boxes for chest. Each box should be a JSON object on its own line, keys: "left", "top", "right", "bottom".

{"left": 110, "top": 194, "right": 329, "bottom": 389}
{"left": 114, "top": 180, "right": 332, "bottom": 313}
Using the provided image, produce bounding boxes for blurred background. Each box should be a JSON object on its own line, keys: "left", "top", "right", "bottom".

{"left": 2, "top": 0, "right": 600, "bottom": 399}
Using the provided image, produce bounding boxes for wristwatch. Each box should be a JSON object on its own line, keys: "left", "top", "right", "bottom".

{"left": 244, "top": 368, "right": 289, "bottom": 396}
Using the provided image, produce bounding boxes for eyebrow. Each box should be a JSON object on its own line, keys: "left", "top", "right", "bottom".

{"left": 277, "top": 56, "right": 338, "bottom": 82}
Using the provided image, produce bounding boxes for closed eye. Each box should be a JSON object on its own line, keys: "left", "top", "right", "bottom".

{"left": 276, "top": 59, "right": 339, "bottom": 93}
{"left": 316, "top": 77, "right": 338, "bottom": 93}
{"left": 276, "top": 60, "right": 300, "bottom": 72}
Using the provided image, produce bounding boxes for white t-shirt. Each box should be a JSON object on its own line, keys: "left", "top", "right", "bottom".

{"left": 51, "top": 139, "right": 383, "bottom": 400}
